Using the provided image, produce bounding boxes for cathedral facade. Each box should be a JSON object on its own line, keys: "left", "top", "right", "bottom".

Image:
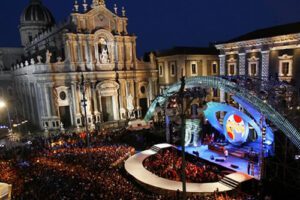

{"left": 9, "top": 0, "right": 158, "bottom": 130}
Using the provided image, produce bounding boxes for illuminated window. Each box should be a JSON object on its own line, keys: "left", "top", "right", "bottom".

{"left": 227, "top": 57, "right": 237, "bottom": 76}
{"left": 250, "top": 64, "right": 257, "bottom": 75}
{"left": 213, "top": 88, "right": 218, "bottom": 97}
{"left": 229, "top": 64, "right": 235, "bottom": 75}
{"left": 191, "top": 63, "right": 197, "bottom": 75}
{"left": 282, "top": 62, "right": 289, "bottom": 76}
{"left": 159, "top": 65, "right": 163, "bottom": 77}
{"left": 171, "top": 64, "right": 176, "bottom": 77}
{"left": 278, "top": 54, "right": 293, "bottom": 78}
{"left": 212, "top": 63, "right": 218, "bottom": 74}
{"left": 247, "top": 56, "right": 259, "bottom": 76}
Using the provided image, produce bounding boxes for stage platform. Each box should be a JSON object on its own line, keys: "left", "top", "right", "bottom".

{"left": 181, "top": 145, "right": 260, "bottom": 180}
{"left": 0, "top": 182, "right": 11, "bottom": 200}
{"left": 125, "top": 144, "right": 253, "bottom": 195}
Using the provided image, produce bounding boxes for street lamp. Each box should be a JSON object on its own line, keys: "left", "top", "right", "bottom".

{"left": 0, "top": 100, "right": 12, "bottom": 133}
{"left": 80, "top": 73, "right": 90, "bottom": 148}
{"left": 178, "top": 76, "right": 187, "bottom": 200}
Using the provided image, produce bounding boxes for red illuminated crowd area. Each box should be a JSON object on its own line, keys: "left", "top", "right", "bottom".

{"left": 0, "top": 130, "right": 258, "bottom": 200}
{"left": 143, "top": 148, "right": 224, "bottom": 183}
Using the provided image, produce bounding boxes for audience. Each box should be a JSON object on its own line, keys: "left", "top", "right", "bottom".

{"left": 144, "top": 148, "right": 222, "bottom": 183}
{"left": 0, "top": 129, "right": 257, "bottom": 200}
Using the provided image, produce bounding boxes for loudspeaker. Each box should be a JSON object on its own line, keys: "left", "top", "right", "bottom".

{"left": 193, "top": 151, "right": 199, "bottom": 156}
{"left": 231, "top": 164, "right": 239, "bottom": 169}
{"left": 216, "top": 158, "right": 225, "bottom": 162}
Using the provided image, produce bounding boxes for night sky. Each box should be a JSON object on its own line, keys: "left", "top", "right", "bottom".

{"left": 0, "top": 0, "right": 300, "bottom": 56}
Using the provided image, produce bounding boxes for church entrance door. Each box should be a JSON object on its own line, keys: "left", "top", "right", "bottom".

{"left": 139, "top": 98, "right": 148, "bottom": 117}
{"left": 59, "top": 106, "right": 71, "bottom": 128}
{"left": 101, "top": 96, "right": 114, "bottom": 122}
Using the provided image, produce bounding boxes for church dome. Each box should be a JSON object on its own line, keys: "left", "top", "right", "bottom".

{"left": 20, "top": 0, "right": 55, "bottom": 25}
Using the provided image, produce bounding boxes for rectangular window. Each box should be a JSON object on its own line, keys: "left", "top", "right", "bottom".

{"left": 213, "top": 88, "right": 218, "bottom": 97}
{"left": 282, "top": 62, "right": 289, "bottom": 76}
{"left": 171, "top": 64, "right": 176, "bottom": 76}
{"left": 159, "top": 65, "right": 163, "bottom": 77}
{"left": 212, "top": 63, "right": 218, "bottom": 74}
{"left": 229, "top": 64, "right": 235, "bottom": 75}
{"left": 191, "top": 64, "right": 197, "bottom": 75}
{"left": 250, "top": 63, "right": 257, "bottom": 76}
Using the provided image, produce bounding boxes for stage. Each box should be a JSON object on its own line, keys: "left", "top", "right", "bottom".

{"left": 0, "top": 182, "right": 11, "bottom": 200}
{"left": 125, "top": 144, "right": 253, "bottom": 195}
{"left": 180, "top": 145, "right": 260, "bottom": 180}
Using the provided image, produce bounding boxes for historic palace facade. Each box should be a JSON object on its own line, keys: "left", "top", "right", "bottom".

{"left": 215, "top": 22, "right": 300, "bottom": 88}
{"left": 4, "top": 0, "right": 157, "bottom": 129}
{"left": 153, "top": 47, "right": 220, "bottom": 100}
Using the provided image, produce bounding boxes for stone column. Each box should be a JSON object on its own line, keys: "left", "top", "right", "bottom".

{"left": 219, "top": 54, "right": 226, "bottom": 75}
{"left": 112, "top": 93, "right": 120, "bottom": 121}
{"left": 114, "top": 39, "right": 119, "bottom": 67}
{"left": 64, "top": 40, "right": 71, "bottom": 63}
{"left": 71, "top": 83, "right": 79, "bottom": 125}
{"left": 71, "top": 42, "right": 77, "bottom": 63}
{"left": 148, "top": 78, "right": 153, "bottom": 103}
{"left": 95, "top": 42, "right": 100, "bottom": 65}
{"left": 261, "top": 51, "right": 270, "bottom": 81}
{"left": 202, "top": 59, "right": 208, "bottom": 76}
{"left": 92, "top": 84, "right": 100, "bottom": 123}
{"left": 47, "top": 84, "right": 58, "bottom": 117}
{"left": 85, "top": 38, "right": 91, "bottom": 63}
{"left": 42, "top": 84, "right": 50, "bottom": 117}
{"left": 86, "top": 39, "right": 93, "bottom": 71}
{"left": 220, "top": 88, "right": 225, "bottom": 120}
{"left": 77, "top": 40, "right": 83, "bottom": 63}
{"left": 35, "top": 84, "right": 44, "bottom": 128}
{"left": 26, "top": 84, "right": 35, "bottom": 122}
{"left": 238, "top": 53, "right": 246, "bottom": 76}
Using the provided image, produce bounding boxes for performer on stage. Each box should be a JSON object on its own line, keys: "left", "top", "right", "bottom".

{"left": 224, "top": 148, "right": 229, "bottom": 160}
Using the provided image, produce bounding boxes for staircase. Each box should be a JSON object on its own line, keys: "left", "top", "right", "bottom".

{"left": 151, "top": 145, "right": 161, "bottom": 153}
{"left": 219, "top": 176, "right": 240, "bottom": 189}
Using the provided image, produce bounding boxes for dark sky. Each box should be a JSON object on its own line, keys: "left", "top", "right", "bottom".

{"left": 0, "top": 0, "right": 300, "bottom": 56}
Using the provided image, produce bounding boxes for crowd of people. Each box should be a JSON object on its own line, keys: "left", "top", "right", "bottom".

{"left": 143, "top": 148, "right": 223, "bottom": 183}
{"left": 0, "top": 128, "right": 260, "bottom": 200}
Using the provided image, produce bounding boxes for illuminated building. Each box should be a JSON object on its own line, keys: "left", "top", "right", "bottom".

{"left": 152, "top": 47, "right": 219, "bottom": 96}
{"left": 1, "top": 0, "right": 158, "bottom": 130}
{"left": 215, "top": 22, "right": 300, "bottom": 89}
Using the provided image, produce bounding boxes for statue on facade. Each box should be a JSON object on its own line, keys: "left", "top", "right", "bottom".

{"left": 127, "top": 94, "right": 135, "bottom": 119}
{"left": 37, "top": 55, "right": 43, "bottom": 64}
{"left": 100, "top": 48, "right": 109, "bottom": 64}
{"left": 46, "top": 50, "right": 52, "bottom": 64}
{"left": 99, "top": 38, "right": 109, "bottom": 64}
{"left": 30, "top": 58, "right": 35, "bottom": 65}
{"left": 60, "top": 122, "right": 65, "bottom": 134}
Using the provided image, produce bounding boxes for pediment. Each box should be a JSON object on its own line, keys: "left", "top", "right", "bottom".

{"left": 247, "top": 56, "right": 260, "bottom": 62}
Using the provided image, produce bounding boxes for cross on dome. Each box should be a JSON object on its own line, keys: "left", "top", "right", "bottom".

{"left": 92, "top": 0, "right": 106, "bottom": 7}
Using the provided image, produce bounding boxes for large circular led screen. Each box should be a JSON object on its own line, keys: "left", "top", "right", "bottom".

{"left": 223, "top": 112, "right": 249, "bottom": 145}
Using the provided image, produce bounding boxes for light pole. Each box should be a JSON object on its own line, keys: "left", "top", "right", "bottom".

{"left": 80, "top": 73, "right": 90, "bottom": 148}
{"left": 179, "top": 76, "right": 187, "bottom": 200}
{"left": 0, "top": 100, "right": 12, "bottom": 133}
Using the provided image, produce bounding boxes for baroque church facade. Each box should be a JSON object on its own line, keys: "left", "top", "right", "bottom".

{"left": 6, "top": 0, "right": 158, "bottom": 130}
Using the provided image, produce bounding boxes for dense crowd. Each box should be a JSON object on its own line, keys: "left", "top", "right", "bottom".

{"left": 0, "top": 129, "right": 259, "bottom": 200}
{"left": 143, "top": 148, "right": 223, "bottom": 183}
